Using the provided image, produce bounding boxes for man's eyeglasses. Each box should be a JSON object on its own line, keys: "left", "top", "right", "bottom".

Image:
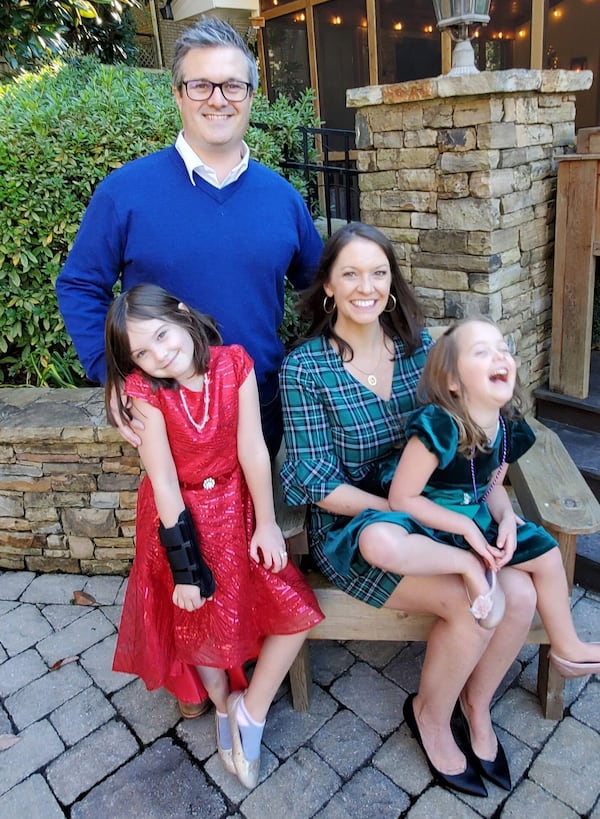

{"left": 181, "top": 80, "right": 252, "bottom": 102}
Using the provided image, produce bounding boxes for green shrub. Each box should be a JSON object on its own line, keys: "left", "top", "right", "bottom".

{"left": 0, "top": 55, "right": 319, "bottom": 386}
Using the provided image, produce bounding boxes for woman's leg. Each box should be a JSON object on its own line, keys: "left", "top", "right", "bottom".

{"left": 515, "top": 547, "right": 600, "bottom": 662}
{"left": 384, "top": 573, "right": 492, "bottom": 775}
{"left": 461, "top": 567, "right": 537, "bottom": 759}
{"left": 361, "top": 523, "right": 535, "bottom": 775}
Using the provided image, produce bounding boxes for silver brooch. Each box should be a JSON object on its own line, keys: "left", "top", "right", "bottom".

{"left": 203, "top": 477, "right": 216, "bottom": 490}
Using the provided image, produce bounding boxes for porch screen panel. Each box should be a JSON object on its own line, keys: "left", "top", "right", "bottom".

{"left": 263, "top": 12, "right": 311, "bottom": 102}
{"left": 314, "top": 0, "right": 369, "bottom": 132}
{"left": 376, "top": 0, "right": 441, "bottom": 83}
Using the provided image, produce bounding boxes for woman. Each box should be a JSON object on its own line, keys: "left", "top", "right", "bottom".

{"left": 280, "top": 222, "right": 537, "bottom": 797}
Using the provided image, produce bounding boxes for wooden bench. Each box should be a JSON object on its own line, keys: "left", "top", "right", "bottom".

{"left": 274, "top": 419, "right": 600, "bottom": 721}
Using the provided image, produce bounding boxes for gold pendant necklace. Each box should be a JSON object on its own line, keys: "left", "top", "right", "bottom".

{"left": 347, "top": 339, "right": 385, "bottom": 387}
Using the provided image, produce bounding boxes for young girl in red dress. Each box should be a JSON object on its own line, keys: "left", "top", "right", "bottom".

{"left": 105, "top": 284, "right": 323, "bottom": 789}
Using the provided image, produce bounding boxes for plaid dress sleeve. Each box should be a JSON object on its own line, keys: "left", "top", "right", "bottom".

{"left": 279, "top": 342, "right": 348, "bottom": 506}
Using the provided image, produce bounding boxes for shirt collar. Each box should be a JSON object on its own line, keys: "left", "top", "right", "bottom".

{"left": 175, "top": 131, "right": 250, "bottom": 189}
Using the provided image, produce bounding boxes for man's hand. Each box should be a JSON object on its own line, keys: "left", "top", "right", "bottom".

{"left": 109, "top": 385, "right": 145, "bottom": 448}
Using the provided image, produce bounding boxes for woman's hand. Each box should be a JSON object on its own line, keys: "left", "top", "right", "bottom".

{"left": 249, "top": 522, "right": 289, "bottom": 572}
{"left": 172, "top": 584, "right": 209, "bottom": 611}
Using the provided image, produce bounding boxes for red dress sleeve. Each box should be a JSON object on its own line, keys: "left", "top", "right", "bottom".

{"left": 124, "top": 371, "right": 160, "bottom": 408}
{"left": 225, "top": 344, "right": 254, "bottom": 387}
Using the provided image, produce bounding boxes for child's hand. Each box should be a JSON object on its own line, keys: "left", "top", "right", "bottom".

{"left": 492, "top": 516, "right": 517, "bottom": 568}
{"left": 172, "top": 583, "right": 209, "bottom": 611}
{"left": 249, "top": 522, "right": 289, "bottom": 572}
{"left": 463, "top": 521, "right": 496, "bottom": 571}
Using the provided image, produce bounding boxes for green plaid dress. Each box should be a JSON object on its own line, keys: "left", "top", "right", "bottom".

{"left": 280, "top": 331, "right": 433, "bottom": 607}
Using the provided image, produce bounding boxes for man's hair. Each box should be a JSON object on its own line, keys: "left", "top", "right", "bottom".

{"left": 172, "top": 16, "right": 259, "bottom": 91}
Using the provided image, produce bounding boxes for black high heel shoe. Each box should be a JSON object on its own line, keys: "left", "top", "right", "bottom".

{"left": 452, "top": 701, "right": 512, "bottom": 791}
{"left": 403, "top": 694, "right": 488, "bottom": 798}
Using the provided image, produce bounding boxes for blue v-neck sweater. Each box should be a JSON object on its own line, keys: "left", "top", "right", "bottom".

{"left": 56, "top": 147, "right": 323, "bottom": 395}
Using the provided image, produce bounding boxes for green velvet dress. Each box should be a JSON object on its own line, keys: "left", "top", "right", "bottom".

{"left": 324, "top": 405, "right": 557, "bottom": 607}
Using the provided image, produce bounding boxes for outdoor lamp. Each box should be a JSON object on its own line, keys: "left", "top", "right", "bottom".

{"left": 431, "top": 0, "right": 491, "bottom": 75}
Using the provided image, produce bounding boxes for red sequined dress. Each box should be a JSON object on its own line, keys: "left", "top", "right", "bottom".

{"left": 112, "top": 345, "right": 323, "bottom": 702}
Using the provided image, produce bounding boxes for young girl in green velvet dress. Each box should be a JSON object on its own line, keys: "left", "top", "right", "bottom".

{"left": 388, "top": 317, "right": 600, "bottom": 678}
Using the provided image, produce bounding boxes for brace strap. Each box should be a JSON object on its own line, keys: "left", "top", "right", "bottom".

{"left": 158, "top": 508, "right": 215, "bottom": 598}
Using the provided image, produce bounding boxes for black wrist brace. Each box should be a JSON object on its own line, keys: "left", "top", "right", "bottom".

{"left": 158, "top": 507, "right": 216, "bottom": 598}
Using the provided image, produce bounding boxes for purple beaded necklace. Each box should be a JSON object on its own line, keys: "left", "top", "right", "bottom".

{"left": 469, "top": 414, "right": 507, "bottom": 503}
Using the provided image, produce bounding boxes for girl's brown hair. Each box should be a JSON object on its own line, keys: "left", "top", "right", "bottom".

{"left": 104, "top": 284, "right": 221, "bottom": 428}
{"left": 296, "top": 221, "right": 424, "bottom": 359}
{"left": 417, "top": 316, "right": 524, "bottom": 455}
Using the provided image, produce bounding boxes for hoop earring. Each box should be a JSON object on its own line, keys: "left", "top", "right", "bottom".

{"left": 384, "top": 294, "right": 397, "bottom": 313}
{"left": 323, "top": 295, "right": 336, "bottom": 315}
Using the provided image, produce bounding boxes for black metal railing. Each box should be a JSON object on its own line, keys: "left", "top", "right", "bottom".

{"left": 282, "top": 126, "right": 361, "bottom": 237}
{"left": 252, "top": 124, "right": 361, "bottom": 237}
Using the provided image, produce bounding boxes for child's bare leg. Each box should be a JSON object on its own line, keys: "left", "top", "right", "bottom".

{"left": 359, "top": 524, "right": 491, "bottom": 604}
{"left": 227, "top": 630, "right": 308, "bottom": 777}
{"left": 244, "top": 630, "right": 308, "bottom": 722}
{"left": 516, "top": 548, "right": 600, "bottom": 662}
{"left": 196, "top": 666, "right": 229, "bottom": 712}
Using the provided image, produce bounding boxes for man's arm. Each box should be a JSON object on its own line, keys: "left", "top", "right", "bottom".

{"left": 286, "top": 196, "right": 323, "bottom": 291}
{"left": 56, "top": 186, "right": 124, "bottom": 384}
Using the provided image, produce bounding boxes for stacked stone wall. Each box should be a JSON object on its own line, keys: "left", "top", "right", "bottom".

{"left": 348, "top": 69, "right": 593, "bottom": 392}
{"left": 0, "top": 389, "right": 137, "bottom": 575}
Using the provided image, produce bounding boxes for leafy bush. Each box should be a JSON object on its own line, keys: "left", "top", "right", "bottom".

{"left": 0, "top": 55, "right": 319, "bottom": 386}
{"left": 0, "top": 0, "right": 137, "bottom": 72}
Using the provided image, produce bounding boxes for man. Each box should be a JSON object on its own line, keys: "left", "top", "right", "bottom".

{"left": 56, "top": 16, "right": 323, "bottom": 718}
{"left": 56, "top": 16, "right": 323, "bottom": 459}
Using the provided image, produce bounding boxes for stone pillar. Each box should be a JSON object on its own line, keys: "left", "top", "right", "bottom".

{"left": 347, "top": 69, "right": 593, "bottom": 393}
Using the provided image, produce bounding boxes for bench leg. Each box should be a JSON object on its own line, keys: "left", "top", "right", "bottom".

{"left": 537, "top": 644, "right": 565, "bottom": 719}
{"left": 289, "top": 642, "right": 311, "bottom": 711}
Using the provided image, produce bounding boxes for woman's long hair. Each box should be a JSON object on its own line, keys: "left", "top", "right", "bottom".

{"left": 104, "top": 284, "right": 221, "bottom": 428}
{"left": 296, "top": 222, "right": 424, "bottom": 359}
{"left": 417, "top": 317, "right": 524, "bottom": 455}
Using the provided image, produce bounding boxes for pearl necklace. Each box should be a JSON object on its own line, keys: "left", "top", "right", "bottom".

{"left": 179, "top": 375, "right": 210, "bottom": 433}
{"left": 470, "top": 415, "right": 507, "bottom": 503}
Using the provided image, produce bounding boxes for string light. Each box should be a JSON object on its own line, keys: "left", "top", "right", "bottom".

{"left": 393, "top": 22, "right": 403, "bottom": 31}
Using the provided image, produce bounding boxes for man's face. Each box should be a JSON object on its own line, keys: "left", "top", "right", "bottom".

{"left": 173, "top": 45, "right": 254, "bottom": 159}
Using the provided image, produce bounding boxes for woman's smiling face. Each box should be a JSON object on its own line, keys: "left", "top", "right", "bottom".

{"left": 323, "top": 237, "right": 392, "bottom": 330}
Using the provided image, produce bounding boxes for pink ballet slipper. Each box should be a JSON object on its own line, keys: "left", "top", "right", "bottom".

{"left": 466, "top": 570, "right": 505, "bottom": 630}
